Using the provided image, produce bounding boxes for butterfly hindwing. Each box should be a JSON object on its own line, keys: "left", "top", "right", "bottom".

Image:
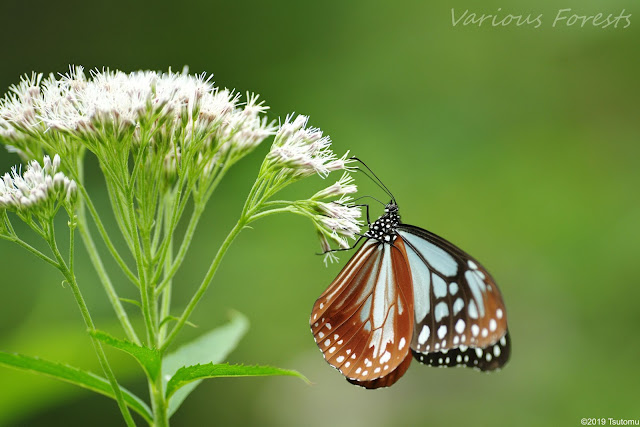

{"left": 396, "top": 224, "right": 509, "bottom": 369}
{"left": 412, "top": 331, "right": 511, "bottom": 371}
{"left": 310, "top": 238, "right": 414, "bottom": 386}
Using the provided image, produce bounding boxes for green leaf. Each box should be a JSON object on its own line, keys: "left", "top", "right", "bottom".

{"left": 166, "top": 363, "right": 309, "bottom": 399}
{"left": 0, "top": 350, "right": 152, "bottom": 424}
{"left": 119, "top": 298, "right": 141, "bottom": 308}
{"left": 91, "top": 330, "right": 162, "bottom": 381}
{"left": 163, "top": 310, "right": 249, "bottom": 416}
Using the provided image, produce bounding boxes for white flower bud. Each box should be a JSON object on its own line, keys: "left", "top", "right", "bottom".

{"left": 52, "top": 154, "right": 61, "bottom": 170}
{"left": 312, "top": 172, "right": 357, "bottom": 200}
{"left": 53, "top": 172, "right": 65, "bottom": 193}
{"left": 66, "top": 180, "right": 77, "bottom": 204}
{"left": 43, "top": 155, "right": 52, "bottom": 173}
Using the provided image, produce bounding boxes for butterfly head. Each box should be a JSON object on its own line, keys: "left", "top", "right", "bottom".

{"left": 384, "top": 201, "right": 399, "bottom": 215}
{"left": 365, "top": 202, "right": 400, "bottom": 243}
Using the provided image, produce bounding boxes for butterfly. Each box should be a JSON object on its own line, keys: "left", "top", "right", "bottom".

{"left": 310, "top": 167, "right": 510, "bottom": 389}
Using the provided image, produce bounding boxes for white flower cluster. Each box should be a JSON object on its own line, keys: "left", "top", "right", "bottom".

{"left": 0, "top": 154, "right": 77, "bottom": 213}
{"left": 263, "top": 116, "right": 360, "bottom": 261}
{"left": 315, "top": 196, "right": 363, "bottom": 248}
{"left": 312, "top": 195, "right": 363, "bottom": 265}
{"left": 312, "top": 172, "right": 358, "bottom": 200}
{"left": 268, "top": 115, "right": 353, "bottom": 178}
{"left": 0, "top": 66, "right": 276, "bottom": 171}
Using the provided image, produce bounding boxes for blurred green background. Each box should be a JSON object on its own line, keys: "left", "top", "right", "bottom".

{"left": 1, "top": 0, "right": 639, "bottom": 426}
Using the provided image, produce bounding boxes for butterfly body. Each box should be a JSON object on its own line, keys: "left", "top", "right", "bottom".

{"left": 311, "top": 202, "right": 510, "bottom": 388}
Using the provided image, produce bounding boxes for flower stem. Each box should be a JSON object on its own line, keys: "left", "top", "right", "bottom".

{"left": 150, "top": 368, "right": 169, "bottom": 427}
{"left": 47, "top": 221, "right": 137, "bottom": 427}
{"left": 126, "top": 188, "right": 155, "bottom": 347}
{"left": 1, "top": 235, "right": 59, "bottom": 268}
{"left": 76, "top": 185, "right": 140, "bottom": 344}
{"left": 160, "top": 218, "right": 245, "bottom": 352}
{"left": 154, "top": 203, "right": 203, "bottom": 295}
{"left": 158, "top": 193, "right": 174, "bottom": 343}
{"left": 77, "top": 182, "right": 138, "bottom": 285}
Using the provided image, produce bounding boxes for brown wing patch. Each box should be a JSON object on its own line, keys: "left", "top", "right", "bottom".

{"left": 310, "top": 238, "right": 414, "bottom": 384}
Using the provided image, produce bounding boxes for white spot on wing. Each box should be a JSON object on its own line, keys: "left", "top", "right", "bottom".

{"left": 465, "top": 271, "right": 486, "bottom": 317}
{"left": 433, "top": 274, "right": 447, "bottom": 298}
{"left": 449, "top": 282, "right": 459, "bottom": 295}
{"left": 399, "top": 337, "right": 406, "bottom": 350}
{"left": 468, "top": 300, "right": 479, "bottom": 319}
{"left": 434, "top": 301, "right": 449, "bottom": 322}
{"left": 404, "top": 244, "right": 431, "bottom": 322}
{"left": 437, "top": 325, "right": 447, "bottom": 339}
{"left": 471, "top": 325, "right": 479, "bottom": 336}
{"left": 455, "top": 319, "right": 465, "bottom": 334}
{"left": 418, "top": 325, "right": 431, "bottom": 344}
{"left": 453, "top": 298, "right": 464, "bottom": 315}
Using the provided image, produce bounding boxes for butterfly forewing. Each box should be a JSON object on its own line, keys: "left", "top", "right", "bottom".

{"left": 310, "top": 238, "right": 414, "bottom": 384}
{"left": 396, "top": 225, "right": 509, "bottom": 368}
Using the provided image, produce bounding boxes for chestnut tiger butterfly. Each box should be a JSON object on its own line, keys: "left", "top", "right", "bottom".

{"left": 310, "top": 159, "right": 510, "bottom": 389}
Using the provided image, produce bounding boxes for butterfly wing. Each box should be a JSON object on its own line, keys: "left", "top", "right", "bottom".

{"left": 396, "top": 224, "right": 510, "bottom": 371}
{"left": 310, "top": 238, "right": 414, "bottom": 387}
{"left": 347, "top": 351, "right": 413, "bottom": 389}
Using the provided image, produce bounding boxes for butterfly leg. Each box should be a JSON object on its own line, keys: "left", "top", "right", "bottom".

{"left": 316, "top": 235, "right": 365, "bottom": 255}
{"left": 330, "top": 201, "right": 372, "bottom": 224}
{"left": 350, "top": 204, "right": 371, "bottom": 224}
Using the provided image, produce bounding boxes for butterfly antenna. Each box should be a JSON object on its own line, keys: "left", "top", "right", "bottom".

{"left": 349, "top": 195, "right": 387, "bottom": 207}
{"left": 350, "top": 157, "right": 396, "bottom": 204}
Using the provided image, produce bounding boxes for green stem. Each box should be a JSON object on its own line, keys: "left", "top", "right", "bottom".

{"left": 126, "top": 188, "right": 156, "bottom": 348}
{"left": 1, "top": 235, "right": 59, "bottom": 268}
{"left": 158, "top": 194, "right": 174, "bottom": 343}
{"left": 77, "top": 194, "right": 140, "bottom": 345}
{"left": 246, "top": 206, "right": 295, "bottom": 223}
{"left": 153, "top": 203, "right": 203, "bottom": 294}
{"left": 150, "top": 356, "right": 169, "bottom": 427}
{"left": 160, "top": 218, "right": 245, "bottom": 352}
{"left": 47, "top": 221, "right": 137, "bottom": 427}
{"left": 77, "top": 182, "right": 139, "bottom": 286}
{"left": 153, "top": 162, "right": 230, "bottom": 294}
